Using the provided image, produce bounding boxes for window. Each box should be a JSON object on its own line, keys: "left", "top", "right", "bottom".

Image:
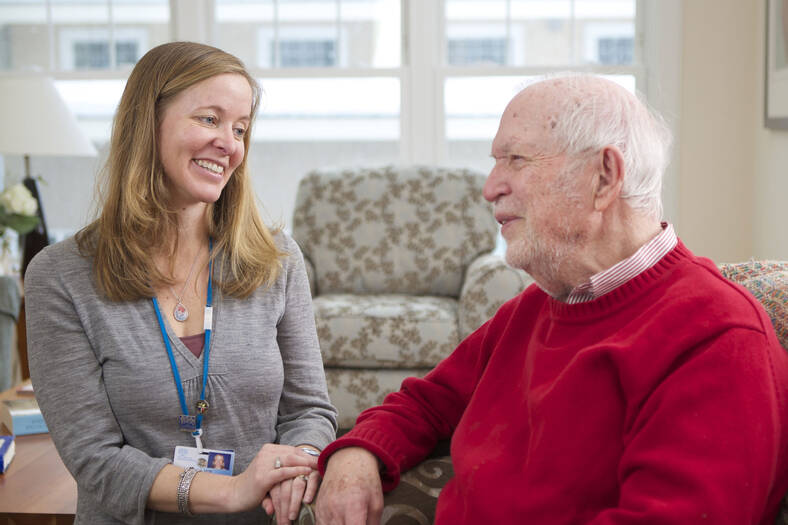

{"left": 0, "top": 0, "right": 169, "bottom": 141}
{"left": 255, "top": 24, "right": 347, "bottom": 67}
{"left": 278, "top": 39, "right": 336, "bottom": 66}
{"left": 442, "top": 0, "right": 642, "bottom": 177}
{"left": 74, "top": 42, "right": 111, "bottom": 69}
{"left": 448, "top": 38, "right": 507, "bottom": 66}
{"left": 214, "top": 0, "right": 401, "bottom": 221}
{"left": 0, "top": 0, "right": 680, "bottom": 235}
{"left": 582, "top": 21, "right": 635, "bottom": 65}
{"left": 115, "top": 40, "right": 140, "bottom": 65}
{"left": 60, "top": 28, "right": 147, "bottom": 70}
{"left": 598, "top": 37, "right": 633, "bottom": 64}
{"left": 215, "top": 2, "right": 401, "bottom": 142}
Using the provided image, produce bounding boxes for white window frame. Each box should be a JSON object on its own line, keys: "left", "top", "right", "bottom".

{"left": 401, "top": 0, "right": 682, "bottom": 221}
{"left": 256, "top": 24, "right": 348, "bottom": 68}
{"left": 59, "top": 27, "right": 148, "bottom": 70}
{"left": 410, "top": 0, "right": 649, "bottom": 166}
{"left": 582, "top": 22, "right": 633, "bottom": 64}
{"left": 13, "top": 0, "right": 681, "bottom": 221}
{"left": 445, "top": 24, "right": 515, "bottom": 66}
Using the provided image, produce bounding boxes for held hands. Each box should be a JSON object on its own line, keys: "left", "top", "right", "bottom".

{"left": 227, "top": 443, "right": 316, "bottom": 513}
{"left": 263, "top": 446, "right": 321, "bottom": 524}
{"left": 315, "top": 447, "right": 384, "bottom": 525}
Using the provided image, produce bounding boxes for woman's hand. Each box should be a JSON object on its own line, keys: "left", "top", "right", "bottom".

{"left": 262, "top": 446, "right": 322, "bottom": 524}
{"left": 226, "top": 443, "right": 317, "bottom": 513}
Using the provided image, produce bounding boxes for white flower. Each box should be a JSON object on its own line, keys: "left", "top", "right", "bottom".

{"left": 0, "top": 184, "right": 37, "bottom": 216}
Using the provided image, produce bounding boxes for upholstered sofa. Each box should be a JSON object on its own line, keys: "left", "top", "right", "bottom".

{"left": 292, "top": 165, "right": 531, "bottom": 429}
{"left": 292, "top": 259, "right": 787, "bottom": 524}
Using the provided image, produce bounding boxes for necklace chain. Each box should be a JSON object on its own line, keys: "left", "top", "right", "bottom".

{"left": 169, "top": 247, "right": 202, "bottom": 322}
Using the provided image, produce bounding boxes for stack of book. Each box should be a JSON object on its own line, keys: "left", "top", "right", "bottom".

{"left": 0, "top": 434, "right": 14, "bottom": 473}
{"left": 1, "top": 398, "right": 48, "bottom": 436}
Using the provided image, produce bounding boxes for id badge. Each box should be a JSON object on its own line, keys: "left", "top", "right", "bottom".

{"left": 174, "top": 445, "right": 235, "bottom": 476}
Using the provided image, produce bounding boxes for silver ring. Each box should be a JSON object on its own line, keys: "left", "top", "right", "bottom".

{"left": 274, "top": 456, "right": 282, "bottom": 469}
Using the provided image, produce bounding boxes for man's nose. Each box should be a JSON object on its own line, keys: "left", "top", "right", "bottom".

{"left": 483, "top": 164, "right": 510, "bottom": 203}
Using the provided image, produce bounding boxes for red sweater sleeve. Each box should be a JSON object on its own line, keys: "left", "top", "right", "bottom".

{"left": 318, "top": 304, "right": 507, "bottom": 490}
{"left": 589, "top": 326, "right": 787, "bottom": 524}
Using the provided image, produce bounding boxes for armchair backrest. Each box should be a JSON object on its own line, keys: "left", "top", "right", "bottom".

{"left": 292, "top": 165, "right": 498, "bottom": 297}
{"left": 719, "top": 260, "right": 787, "bottom": 351}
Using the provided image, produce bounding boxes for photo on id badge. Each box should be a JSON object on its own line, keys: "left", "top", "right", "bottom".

{"left": 174, "top": 445, "right": 235, "bottom": 475}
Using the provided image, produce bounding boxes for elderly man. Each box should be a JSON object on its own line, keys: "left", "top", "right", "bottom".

{"left": 314, "top": 74, "right": 788, "bottom": 524}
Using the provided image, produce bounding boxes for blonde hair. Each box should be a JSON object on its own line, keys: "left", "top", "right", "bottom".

{"left": 77, "top": 41, "right": 283, "bottom": 301}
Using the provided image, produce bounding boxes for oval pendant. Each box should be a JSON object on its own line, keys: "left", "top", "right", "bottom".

{"left": 173, "top": 302, "right": 189, "bottom": 322}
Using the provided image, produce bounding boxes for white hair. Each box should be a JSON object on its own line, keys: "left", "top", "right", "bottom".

{"left": 540, "top": 73, "right": 673, "bottom": 220}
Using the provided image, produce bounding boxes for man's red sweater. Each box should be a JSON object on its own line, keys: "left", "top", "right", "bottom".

{"left": 320, "top": 242, "right": 788, "bottom": 523}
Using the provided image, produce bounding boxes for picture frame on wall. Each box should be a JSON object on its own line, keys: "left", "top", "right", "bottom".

{"left": 765, "top": 0, "right": 788, "bottom": 129}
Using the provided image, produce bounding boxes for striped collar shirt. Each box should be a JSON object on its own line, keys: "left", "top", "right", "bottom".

{"left": 565, "top": 223, "right": 678, "bottom": 305}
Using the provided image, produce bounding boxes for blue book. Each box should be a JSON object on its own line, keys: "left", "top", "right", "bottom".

{"left": 0, "top": 435, "right": 14, "bottom": 473}
{"left": 1, "top": 399, "right": 48, "bottom": 435}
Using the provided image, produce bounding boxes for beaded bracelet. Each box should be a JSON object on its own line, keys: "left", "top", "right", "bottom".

{"left": 177, "top": 467, "right": 199, "bottom": 516}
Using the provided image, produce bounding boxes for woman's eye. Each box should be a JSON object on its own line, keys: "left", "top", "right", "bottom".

{"left": 198, "top": 116, "right": 217, "bottom": 125}
{"left": 233, "top": 127, "right": 246, "bottom": 139}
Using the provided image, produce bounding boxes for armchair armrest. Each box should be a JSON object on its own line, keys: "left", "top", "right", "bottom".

{"left": 459, "top": 253, "right": 532, "bottom": 340}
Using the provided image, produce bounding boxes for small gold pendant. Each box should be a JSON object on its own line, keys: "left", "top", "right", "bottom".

{"left": 195, "top": 400, "right": 209, "bottom": 415}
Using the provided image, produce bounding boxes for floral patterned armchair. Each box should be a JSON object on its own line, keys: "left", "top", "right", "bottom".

{"left": 291, "top": 165, "right": 531, "bottom": 429}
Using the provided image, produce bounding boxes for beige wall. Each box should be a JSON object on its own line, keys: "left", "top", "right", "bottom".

{"left": 680, "top": 0, "right": 788, "bottom": 262}
{"left": 679, "top": 0, "right": 758, "bottom": 262}
{"left": 754, "top": 0, "right": 788, "bottom": 260}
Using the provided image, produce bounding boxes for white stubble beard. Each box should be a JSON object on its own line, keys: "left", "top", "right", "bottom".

{"left": 503, "top": 172, "right": 587, "bottom": 298}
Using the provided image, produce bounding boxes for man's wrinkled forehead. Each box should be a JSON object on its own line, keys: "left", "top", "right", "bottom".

{"left": 512, "top": 79, "right": 579, "bottom": 123}
{"left": 494, "top": 84, "right": 565, "bottom": 151}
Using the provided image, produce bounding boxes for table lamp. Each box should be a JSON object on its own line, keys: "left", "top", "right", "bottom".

{"left": 0, "top": 74, "right": 99, "bottom": 273}
{"left": 0, "top": 74, "right": 98, "bottom": 177}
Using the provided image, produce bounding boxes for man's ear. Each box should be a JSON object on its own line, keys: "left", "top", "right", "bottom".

{"left": 593, "top": 146, "right": 625, "bottom": 212}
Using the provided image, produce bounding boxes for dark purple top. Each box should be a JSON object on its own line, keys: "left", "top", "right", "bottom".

{"left": 180, "top": 333, "right": 204, "bottom": 358}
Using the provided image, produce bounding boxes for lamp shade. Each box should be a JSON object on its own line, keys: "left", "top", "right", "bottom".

{"left": 0, "top": 75, "right": 97, "bottom": 157}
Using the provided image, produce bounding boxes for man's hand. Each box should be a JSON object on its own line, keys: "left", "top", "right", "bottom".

{"left": 315, "top": 447, "right": 384, "bottom": 525}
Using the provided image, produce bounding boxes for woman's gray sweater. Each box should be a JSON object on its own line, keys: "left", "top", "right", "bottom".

{"left": 25, "top": 233, "right": 337, "bottom": 524}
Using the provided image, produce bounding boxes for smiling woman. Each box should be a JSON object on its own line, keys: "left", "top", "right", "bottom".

{"left": 157, "top": 73, "right": 252, "bottom": 210}
{"left": 23, "top": 42, "right": 337, "bottom": 525}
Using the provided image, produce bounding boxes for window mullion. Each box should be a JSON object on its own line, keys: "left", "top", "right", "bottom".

{"left": 173, "top": 0, "right": 212, "bottom": 43}
{"left": 46, "top": 0, "right": 54, "bottom": 71}
{"left": 108, "top": 0, "right": 116, "bottom": 69}
{"left": 273, "top": 0, "right": 280, "bottom": 68}
{"left": 570, "top": 0, "right": 576, "bottom": 65}
{"left": 435, "top": 0, "right": 447, "bottom": 165}
{"left": 399, "top": 0, "right": 411, "bottom": 164}
{"left": 505, "top": 0, "right": 511, "bottom": 65}
{"left": 641, "top": 0, "right": 682, "bottom": 225}
{"left": 402, "top": 0, "right": 442, "bottom": 165}
{"left": 335, "top": 0, "right": 341, "bottom": 67}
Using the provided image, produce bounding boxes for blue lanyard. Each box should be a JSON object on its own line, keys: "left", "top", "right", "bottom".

{"left": 151, "top": 240, "right": 213, "bottom": 445}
